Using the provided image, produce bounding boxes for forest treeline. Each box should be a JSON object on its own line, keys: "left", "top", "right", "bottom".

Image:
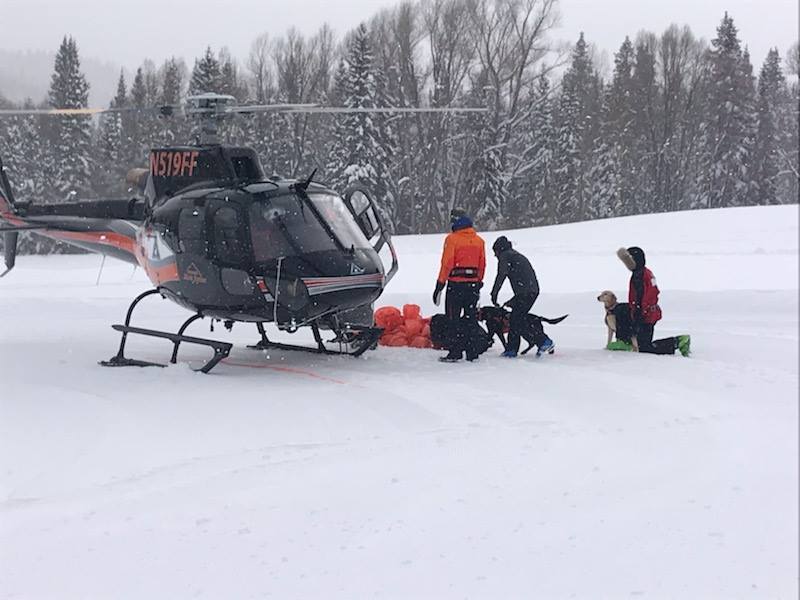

{"left": 0, "top": 0, "right": 797, "bottom": 253}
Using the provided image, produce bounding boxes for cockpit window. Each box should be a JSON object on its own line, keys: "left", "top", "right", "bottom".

{"left": 308, "top": 193, "right": 372, "bottom": 250}
{"left": 249, "top": 192, "right": 371, "bottom": 263}
{"left": 230, "top": 155, "right": 260, "bottom": 181}
{"left": 250, "top": 194, "right": 333, "bottom": 262}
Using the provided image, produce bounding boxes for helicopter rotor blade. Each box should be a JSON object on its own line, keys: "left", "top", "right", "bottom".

{"left": 269, "top": 106, "right": 487, "bottom": 114}
{"left": 0, "top": 100, "right": 486, "bottom": 118}
{"left": 0, "top": 105, "right": 181, "bottom": 117}
{"left": 0, "top": 107, "right": 111, "bottom": 116}
{"left": 226, "top": 103, "right": 321, "bottom": 114}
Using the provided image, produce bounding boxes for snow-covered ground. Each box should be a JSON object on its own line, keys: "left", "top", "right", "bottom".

{"left": 1, "top": 205, "right": 797, "bottom": 599}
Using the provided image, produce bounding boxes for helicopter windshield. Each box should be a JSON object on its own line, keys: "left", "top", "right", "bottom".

{"left": 249, "top": 192, "right": 371, "bottom": 263}
{"left": 307, "top": 193, "right": 372, "bottom": 250}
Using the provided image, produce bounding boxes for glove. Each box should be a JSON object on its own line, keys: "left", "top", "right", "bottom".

{"left": 433, "top": 281, "right": 445, "bottom": 306}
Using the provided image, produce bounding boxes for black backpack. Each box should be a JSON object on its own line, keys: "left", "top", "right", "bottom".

{"left": 430, "top": 314, "right": 492, "bottom": 356}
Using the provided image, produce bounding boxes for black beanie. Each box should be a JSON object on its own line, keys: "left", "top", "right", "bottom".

{"left": 492, "top": 236, "right": 512, "bottom": 254}
{"left": 627, "top": 246, "right": 646, "bottom": 269}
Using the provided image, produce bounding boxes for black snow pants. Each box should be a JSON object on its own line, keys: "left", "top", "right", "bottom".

{"left": 636, "top": 324, "right": 677, "bottom": 355}
{"left": 445, "top": 281, "right": 481, "bottom": 358}
{"left": 507, "top": 293, "right": 536, "bottom": 354}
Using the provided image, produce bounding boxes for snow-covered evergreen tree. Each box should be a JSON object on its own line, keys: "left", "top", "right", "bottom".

{"left": 628, "top": 38, "right": 659, "bottom": 215}
{"left": 785, "top": 42, "right": 800, "bottom": 204}
{"left": 753, "top": 49, "right": 789, "bottom": 205}
{"left": 552, "top": 33, "right": 600, "bottom": 223}
{"left": 158, "top": 58, "right": 189, "bottom": 146}
{"left": 1, "top": 100, "right": 63, "bottom": 253}
{"left": 160, "top": 58, "right": 184, "bottom": 105}
{"left": 326, "top": 24, "right": 396, "bottom": 228}
{"left": 189, "top": 47, "right": 222, "bottom": 95}
{"left": 95, "top": 72, "right": 126, "bottom": 195}
{"left": 219, "top": 50, "right": 248, "bottom": 101}
{"left": 526, "top": 74, "right": 556, "bottom": 225}
{"left": 594, "top": 37, "right": 636, "bottom": 217}
{"left": 696, "top": 13, "right": 758, "bottom": 208}
{"left": 48, "top": 36, "right": 92, "bottom": 199}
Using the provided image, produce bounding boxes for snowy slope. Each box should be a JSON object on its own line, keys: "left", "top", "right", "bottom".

{"left": 1, "top": 205, "right": 797, "bottom": 599}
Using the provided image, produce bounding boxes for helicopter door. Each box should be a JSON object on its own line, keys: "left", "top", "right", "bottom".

{"left": 208, "top": 203, "right": 249, "bottom": 265}
{"left": 207, "top": 201, "right": 255, "bottom": 296}
{"left": 343, "top": 186, "right": 398, "bottom": 283}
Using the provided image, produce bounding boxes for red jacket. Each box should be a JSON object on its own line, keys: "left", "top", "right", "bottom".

{"left": 629, "top": 267, "right": 662, "bottom": 325}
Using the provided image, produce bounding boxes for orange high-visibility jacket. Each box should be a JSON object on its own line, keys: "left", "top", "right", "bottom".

{"left": 437, "top": 227, "right": 486, "bottom": 284}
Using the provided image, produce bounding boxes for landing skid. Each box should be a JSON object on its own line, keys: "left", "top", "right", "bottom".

{"left": 99, "top": 289, "right": 231, "bottom": 373}
{"left": 248, "top": 322, "right": 381, "bottom": 358}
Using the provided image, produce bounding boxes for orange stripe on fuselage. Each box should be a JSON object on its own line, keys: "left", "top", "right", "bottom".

{"left": 132, "top": 241, "right": 180, "bottom": 286}
{"left": 143, "top": 261, "right": 180, "bottom": 286}
{"left": 45, "top": 229, "right": 137, "bottom": 255}
{"left": 0, "top": 196, "right": 27, "bottom": 227}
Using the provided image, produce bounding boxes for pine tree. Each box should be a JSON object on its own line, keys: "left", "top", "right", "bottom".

{"left": 696, "top": 13, "right": 758, "bottom": 208}
{"left": 160, "top": 58, "right": 184, "bottom": 105}
{"left": 48, "top": 36, "right": 92, "bottom": 199}
{"left": 1, "top": 100, "right": 61, "bottom": 253}
{"left": 160, "top": 58, "right": 189, "bottom": 145}
{"left": 629, "top": 38, "right": 659, "bottom": 215}
{"left": 126, "top": 66, "right": 152, "bottom": 163}
{"left": 324, "top": 61, "right": 350, "bottom": 185}
{"left": 785, "top": 42, "right": 800, "bottom": 203}
{"left": 753, "top": 49, "right": 789, "bottom": 204}
{"left": 189, "top": 47, "right": 222, "bottom": 94}
{"left": 95, "top": 72, "right": 126, "bottom": 195}
{"left": 526, "top": 74, "right": 556, "bottom": 225}
{"left": 326, "top": 24, "right": 396, "bottom": 228}
{"left": 552, "top": 33, "right": 600, "bottom": 223}
{"left": 596, "top": 37, "right": 637, "bottom": 216}
{"left": 219, "top": 52, "right": 248, "bottom": 100}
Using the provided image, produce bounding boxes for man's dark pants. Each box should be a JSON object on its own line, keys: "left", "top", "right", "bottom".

{"left": 636, "top": 324, "right": 677, "bottom": 355}
{"left": 445, "top": 281, "right": 480, "bottom": 358}
{"left": 506, "top": 293, "right": 536, "bottom": 354}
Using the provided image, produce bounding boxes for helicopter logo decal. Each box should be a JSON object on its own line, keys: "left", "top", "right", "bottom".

{"left": 183, "top": 263, "right": 207, "bottom": 285}
{"left": 349, "top": 262, "right": 366, "bottom": 275}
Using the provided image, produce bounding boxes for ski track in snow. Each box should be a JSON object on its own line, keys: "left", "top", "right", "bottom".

{"left": 1, "top": 205, "right": 797, "bottom": 599}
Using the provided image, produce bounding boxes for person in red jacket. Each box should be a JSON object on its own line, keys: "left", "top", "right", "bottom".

{"left": 434, "top": 208, "right": 486, "bottom": 362}
{"left": 618, "top": 246, "right": 691, "bottom": 356}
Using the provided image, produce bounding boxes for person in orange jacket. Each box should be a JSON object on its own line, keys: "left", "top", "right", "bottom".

{"left": 433, "top": 208, "right": 486, "bottom": 362}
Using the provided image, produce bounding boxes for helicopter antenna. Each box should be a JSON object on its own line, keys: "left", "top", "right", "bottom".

{"left": 294, "top": 168, "right": 317, "bottom": 192}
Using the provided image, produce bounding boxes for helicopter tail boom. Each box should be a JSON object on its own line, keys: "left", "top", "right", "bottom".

{"left": 0, "top": 157, "right": 25, "bottom": 276}
{"left": 0, "top": 156, "right": 144, "bottom": 273}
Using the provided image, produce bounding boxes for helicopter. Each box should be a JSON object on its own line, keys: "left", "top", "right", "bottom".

{"left": 0, "top": 93, "right": 485, "bottom": 372}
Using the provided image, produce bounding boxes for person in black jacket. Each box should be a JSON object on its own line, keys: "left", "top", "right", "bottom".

{"left": 490, "top": 236, "right": 553, "bottom": 357}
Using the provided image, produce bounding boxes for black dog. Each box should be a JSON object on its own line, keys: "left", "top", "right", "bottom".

{"left": 478, "top": 305, "right": 568, "bottom": 355}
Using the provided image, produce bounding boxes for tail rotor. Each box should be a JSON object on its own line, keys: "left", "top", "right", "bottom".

{"left": 0, "top": 158, "right": 19, "bottom": 276}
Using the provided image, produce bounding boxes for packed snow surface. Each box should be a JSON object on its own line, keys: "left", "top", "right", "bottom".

{"left": 1, "top": 205, "right": 798, "bottom": 599}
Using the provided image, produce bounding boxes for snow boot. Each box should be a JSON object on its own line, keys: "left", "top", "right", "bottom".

{"left": 536, "top": 337, "right": 555, "bottom": 357}
{"left": 677, "top": 335, "right": 691, "bottom": 357}
{"left": 606, "top": 340, "right": 634, "bottom": 351}
{"left": 501, "top": 350, "right": 518, "bottom": 358}
{"left": 439, "top": 351, "right": 462, "bottom": 363}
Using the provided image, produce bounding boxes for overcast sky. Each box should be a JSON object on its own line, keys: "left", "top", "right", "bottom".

{"left": 2, "top": 0, "right": 797, "bottom": 74}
